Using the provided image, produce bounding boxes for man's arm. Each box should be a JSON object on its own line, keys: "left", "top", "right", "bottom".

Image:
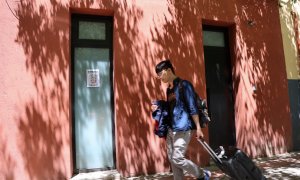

{"left": 182, "top": 81, "right": 204, "bottom": 139}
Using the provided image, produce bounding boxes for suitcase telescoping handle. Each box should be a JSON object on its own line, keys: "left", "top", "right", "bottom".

{"left": 197, "top": 139, "right": 223, "bottom": 165}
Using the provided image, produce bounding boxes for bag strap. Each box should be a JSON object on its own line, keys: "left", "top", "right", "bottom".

{"left": 178, "top": 80, "right": 187, "bottom": 109}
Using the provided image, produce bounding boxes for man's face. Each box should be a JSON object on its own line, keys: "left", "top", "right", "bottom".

{"left": 157, "top": 68, "right": 169, "bottom": 83}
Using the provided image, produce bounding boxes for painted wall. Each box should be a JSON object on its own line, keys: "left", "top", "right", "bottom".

{"left": 279, "top": 0, "right": 300, "bottom": 150}
{"left": 0, "top": 0, "right": 292, "bottom": 179}
{"left": 279, "top": 0, "right": 300, "bottom": 79}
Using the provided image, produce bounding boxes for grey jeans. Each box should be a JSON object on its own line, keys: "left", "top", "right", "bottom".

{"left": 166, "top": 129, "right": 204, "bottom": 180}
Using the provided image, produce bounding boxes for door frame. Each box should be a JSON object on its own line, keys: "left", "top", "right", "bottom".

{"left": 70, "top": 13, "right": 115, "bottom": 174}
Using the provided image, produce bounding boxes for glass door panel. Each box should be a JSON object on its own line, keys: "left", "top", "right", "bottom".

{"left": 74, "top": 47, "right": 114, "bottom": 169}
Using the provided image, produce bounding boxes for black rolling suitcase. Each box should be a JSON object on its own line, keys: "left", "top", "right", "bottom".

{"left": 198, "top": 139, "right": 266, "bottom": 180}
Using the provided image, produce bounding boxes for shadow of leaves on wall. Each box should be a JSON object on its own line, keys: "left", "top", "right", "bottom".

{"left": 14, "top": 0, "right": 169, "bottom": 178}
{"left": 0, "top": 125, "right": 16, "bottom": 180}
{"left": 15, "top": 0, "right": 70, "bottom": 179}
{"left": 151, "top": 0, "right": 292, "bottom": 159}
{"left": 232, "top": 1, "right": 291, "bottom": 157}
{"left": 12, "top": 0, "right": 292, "bottom": 179}
{"left": 101, "top": 0, "right": 170, "bottom": 176}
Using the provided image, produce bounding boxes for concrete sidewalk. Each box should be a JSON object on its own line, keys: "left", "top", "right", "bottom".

{"left": 71, "top": 151, "right": 300, "bottom": 180}
{"left": 201, "top": 151, "right": 300, "bottom": 179}
{"left": 254, "top": 151, "right": 300, "bottom": 179}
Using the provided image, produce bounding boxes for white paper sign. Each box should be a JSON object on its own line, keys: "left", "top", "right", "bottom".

{"left": 86, "top": 69, "right": 100, "bottom": 87}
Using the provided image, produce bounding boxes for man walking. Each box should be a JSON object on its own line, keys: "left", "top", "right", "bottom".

{"left": 151, "top": 59, "right": 211, "bottom": 180}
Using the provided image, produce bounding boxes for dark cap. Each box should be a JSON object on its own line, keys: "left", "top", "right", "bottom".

{"left": 155, "top": 59, "right": 174, "bottom": 74}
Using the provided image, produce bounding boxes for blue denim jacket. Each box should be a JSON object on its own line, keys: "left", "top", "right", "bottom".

{"left": 167, "top": 78, "right": 199, "bottom": 132}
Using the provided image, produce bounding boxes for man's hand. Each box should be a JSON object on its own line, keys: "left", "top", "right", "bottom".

{"left": 151, "top": 100, "right": 159, "bottom": 112}
{"left": 191, "top": 114, "right": 204, "bottom": 139}
{"left": 196, "top": 128, "right": 204, "bottom": 139}
{"left": 151, "top": 104, "right": 158, "bottom": 112}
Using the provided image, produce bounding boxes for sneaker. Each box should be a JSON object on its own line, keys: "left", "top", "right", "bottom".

{"left": 197, "top": 170, "right": 211, "bottom": 180}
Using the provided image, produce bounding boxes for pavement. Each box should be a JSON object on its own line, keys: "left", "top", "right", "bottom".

{"left": 71, "top": 151, "right": 300, "bottom": 180}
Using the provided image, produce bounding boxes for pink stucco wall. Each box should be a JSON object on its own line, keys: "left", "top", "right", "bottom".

{"left": 0, "top": 0, "right": 71, "bottom": 179}
{"left": 0, "top": 0, "right": 292, "bottom": 179}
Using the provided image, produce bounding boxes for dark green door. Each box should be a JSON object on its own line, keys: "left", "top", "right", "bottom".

{"left": 203, "top": 26, "right": 236, "bottom": 150}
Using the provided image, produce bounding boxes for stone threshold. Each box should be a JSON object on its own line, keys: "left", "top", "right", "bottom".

{"left": 71, "top": 170, "right": 122, "bottom": 180}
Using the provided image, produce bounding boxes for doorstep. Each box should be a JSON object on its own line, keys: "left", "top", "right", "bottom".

{"left": 71, "top": 170, "right": 122, "bottom": 180}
